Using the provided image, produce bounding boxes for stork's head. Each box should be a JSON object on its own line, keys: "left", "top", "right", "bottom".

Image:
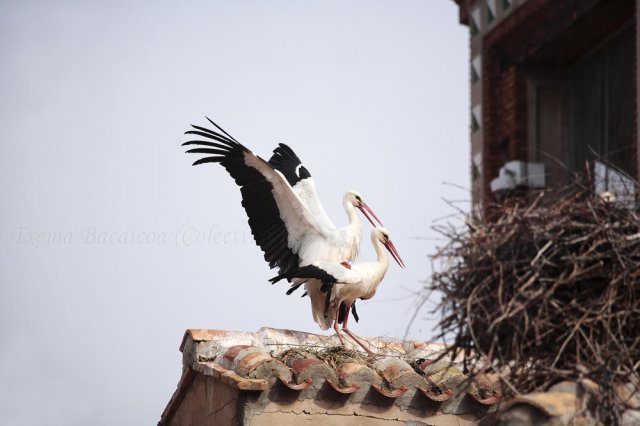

{"left": 345, "top": 190, "right": 383, "bottom": 227}
{"left": 373, "top": 227, "right": 405, "bottom": 268}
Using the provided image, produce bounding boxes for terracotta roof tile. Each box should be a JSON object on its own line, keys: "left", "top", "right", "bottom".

{"left": 193, "top": 361, "right": 268, "bottom": 391}
{"left": 161, "top": 328, "right": 640, "bottom": 425}
{"left": 174, "top": 327, "right": 502, "bottom": 415}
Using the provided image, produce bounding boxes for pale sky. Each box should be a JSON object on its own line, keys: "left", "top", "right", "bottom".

{"left": 0, "top": 2, "right": 469, "bottom": 425}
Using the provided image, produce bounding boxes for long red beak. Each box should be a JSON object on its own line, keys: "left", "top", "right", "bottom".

{"left": 384, "top": 239, "right": 405, "bottom": 268}
{"left": 358, "top": 201, "right": 384, "bottom": 227}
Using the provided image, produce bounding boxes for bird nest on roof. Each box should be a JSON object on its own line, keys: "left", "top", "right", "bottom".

{"left": 429, "top": 185, "right": 640, "bottom": 423}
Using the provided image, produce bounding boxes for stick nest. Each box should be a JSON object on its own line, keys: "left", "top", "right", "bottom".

{"left": 429, "top": 188, "right": 640, "bottom": 421}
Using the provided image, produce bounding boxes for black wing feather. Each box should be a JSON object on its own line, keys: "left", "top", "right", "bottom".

{"left": 193, "top": 157, "right": 223, "bottom": 166}
{"left": 184, "top": 130, "right": 235, "bottom": 144}
{"left": 183, "top": 119, "right": 300, "bottom": 277}
{"left": 182, "top": 140, "right": 230, "bottom": 149}
{"left": 268, "top": 143, "right": 312, "bottom": 187}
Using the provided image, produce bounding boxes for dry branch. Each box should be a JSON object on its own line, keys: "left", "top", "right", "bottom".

{"left": 429, "top": 187, "right": 640, "bottom": 423}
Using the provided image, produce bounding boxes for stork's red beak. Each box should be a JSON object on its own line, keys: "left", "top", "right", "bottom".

{"left": 358, "top": 201, "right": 384, "bottom": 227}
{"left": 384, "top": 239, "right": 405, "bottom": 268}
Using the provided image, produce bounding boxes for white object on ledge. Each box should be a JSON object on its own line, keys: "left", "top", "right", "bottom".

{"left": 490, "top": 160, "right": 546, "bottom": 193}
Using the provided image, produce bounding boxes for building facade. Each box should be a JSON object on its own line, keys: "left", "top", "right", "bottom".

{"left": 452, "top": 0, "right": 638, "bottom": 206}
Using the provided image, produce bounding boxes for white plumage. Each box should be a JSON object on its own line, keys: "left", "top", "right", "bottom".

{"left": 183, "top": 118, "right": 386, "bottom": 282}
{"left": 284, "top": 227, "right": 405, "bottom": 353}
{"left": 183, "top": 119, "right": 405, "bottom": 353}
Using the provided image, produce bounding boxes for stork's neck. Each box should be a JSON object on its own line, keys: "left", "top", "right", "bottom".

{"left": 372, "top": 234, "right": 389, "bottom": 269}
{"left": 342, "top": 197, "right": 362, "bottom": 261}
{"left": 343, "top": 197, "right": 361, "bottom": 229}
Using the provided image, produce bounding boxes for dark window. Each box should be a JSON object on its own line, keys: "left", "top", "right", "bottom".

{"left": 568, "top": 26, "right": 635, "bottom": 177}
{"left": 530, "top": 81, "right": 568, "bottom": 186}
{"left": 529, "top": 26, "right": 635, "bottom": 191}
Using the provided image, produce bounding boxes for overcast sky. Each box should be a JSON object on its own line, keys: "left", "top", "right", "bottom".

{"left": 0, "top": 2, "right": 469, "bottom": 425}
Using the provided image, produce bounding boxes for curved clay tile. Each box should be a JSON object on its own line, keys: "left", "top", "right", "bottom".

{"left": 374, "top": 357, "right": 426, "bottom": 400}
{"left": 237, "top": 351, "right": 275, "bottom": 375}
{"left": 278, "top": 376, "right": 314, "bottom": 390}
{"left": 326, "top": 379, "right": 361, "bottom": 394}
{"left": 419, "top": 386, "right": 454, "bottom": 402}
{"left": 419, "top": 359, "right": 465, "bottom": 392}
{"left": 224, "top": 346, "right": 293, "bottom": 383}
{"left": 290, "top": 358, "right": 325, "bottom": 375}
{"left": 338, "top": 362, "right": 382, "bottom": 389}
{"left": 372, "top": 384, "right": 409, "bottom": 398}
{"left": 222, "top": 345, "right": 253, "bottom": 362}
{"left": 193, "top": 362, "right": 268, "bottom": 391}
{"left": 216, "top": 345, "right": 257, "bottom": 370}
{"left": 290, "top": 358, "right": 338, "bottom": 385}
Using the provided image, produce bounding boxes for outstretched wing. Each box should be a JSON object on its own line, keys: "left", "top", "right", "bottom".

{"left": 183, "top": 118, "right": 328, "bottom": 277}
{"left": 268, "top": 143, "right": 336, "bottom": 231}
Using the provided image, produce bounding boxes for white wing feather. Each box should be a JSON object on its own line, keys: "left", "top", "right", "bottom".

{"left": 243, "top": 152, "right": 333, "bottom": 256}
{"left": 292, "top": 179, "right": 336, "bottom": 231}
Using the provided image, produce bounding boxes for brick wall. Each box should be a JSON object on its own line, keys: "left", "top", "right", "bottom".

{"left": 482, "top": 62, "right": 528, "bottom": 203}
{"left": 477, "top": 0, "right": 637, "bottom": 202}
{"left": 480, "top": 0, "right": 553, "bottom": 203}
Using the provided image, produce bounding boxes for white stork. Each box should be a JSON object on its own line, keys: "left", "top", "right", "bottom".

{"left": 182, "top": 118, "right": 395, "bottom": 281}
{"left": 272, "top": 227, "right": 404, "bottom": 354}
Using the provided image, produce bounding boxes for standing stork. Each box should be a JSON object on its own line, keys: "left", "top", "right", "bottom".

{"left": 271, "top": 227, "right": 404, "bottom": 354}
{"left": 182, "top": 118, "right": 388, "bottom": 280}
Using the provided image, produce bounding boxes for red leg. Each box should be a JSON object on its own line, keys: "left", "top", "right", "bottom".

{"left": 342, "top": 303, "right": 374, "bottom": 355}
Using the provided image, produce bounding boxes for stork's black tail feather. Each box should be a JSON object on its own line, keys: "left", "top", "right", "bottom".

{"left": 338, "top": 303, "right": 347, "bottom": 324}
{"left": 286, "top": 282, "right": 304, "bottom": 296}
{"left": 271, "top": 264, "right": 338, "bottom": 290}
{"left": 337, "top": 301, "right": 359, "bottom": 324}
{"left": 323, "top": 287, "right": 332, "bottom": 319}
{"left": 269, "top": 274, "right": 286, "bottom": 285}
{"left": 351, "top": 302, "right": 359, "bottom": 322}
